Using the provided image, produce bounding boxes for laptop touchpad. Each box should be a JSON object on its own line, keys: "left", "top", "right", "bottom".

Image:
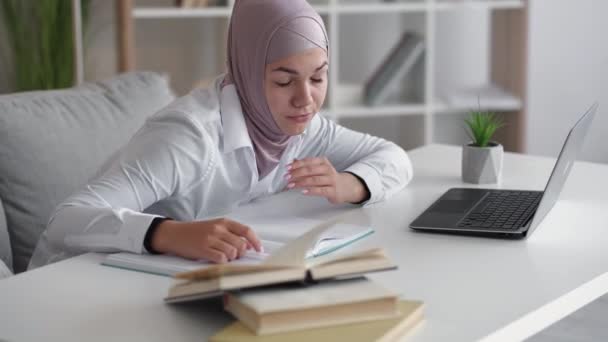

{"left": 411, "top": 189, "right": 488, "bottom": 228}
{"left": 430, "top": 199, "right": 476, "bottom": 214}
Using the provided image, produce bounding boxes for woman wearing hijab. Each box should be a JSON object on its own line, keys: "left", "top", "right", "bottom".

{"left": 29, "top": 0, "right": 413, "bottom": 268}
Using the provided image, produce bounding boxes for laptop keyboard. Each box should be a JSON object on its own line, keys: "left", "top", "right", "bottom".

{"left": 457, "top": 191, "right": 542, "bottom": 230}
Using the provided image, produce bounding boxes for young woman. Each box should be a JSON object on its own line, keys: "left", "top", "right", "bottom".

{"left": 29, "top": 0, "right": 413, "bottom": 269}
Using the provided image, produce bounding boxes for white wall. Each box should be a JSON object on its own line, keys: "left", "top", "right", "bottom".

{"left": 527, "top": 0, "right": 608, "bottom": 163}
{"left": 433, "top": 8, "right": 491, "bottom": 146}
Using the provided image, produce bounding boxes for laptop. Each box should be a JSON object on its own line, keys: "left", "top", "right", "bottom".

{"left": 410, "top": 103, "right": 598, "bottom": 239}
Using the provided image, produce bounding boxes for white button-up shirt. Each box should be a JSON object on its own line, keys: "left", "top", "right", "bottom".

{"left": 29, "top": 77, "right": 413, "bottom": 269}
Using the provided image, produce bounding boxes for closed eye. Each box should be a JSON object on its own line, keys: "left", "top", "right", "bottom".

{"left": 275, "top": 80, "right": 292, "bottom": 87}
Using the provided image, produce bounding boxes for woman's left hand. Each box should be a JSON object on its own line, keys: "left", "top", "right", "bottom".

{"left": 284, "top": 157, "right": 369, "bottom": 204}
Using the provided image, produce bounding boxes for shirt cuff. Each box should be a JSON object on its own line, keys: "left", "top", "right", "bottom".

{"left": 344, "top": 171, "right": 371, "bottom": 205}
{"left": 143, "top": 217, "right": 172, "bottom": 254}
{"left": 118, "top": 209, "right": 162, "bottom": 254}
{"left": 344, "top": 163, "right": 383, "bottom": 205}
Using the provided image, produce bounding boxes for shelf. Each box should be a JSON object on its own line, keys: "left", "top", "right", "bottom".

{"left": 335, "top": 2, "right": 428, "bottom": 14}
{"left": 121, "top": 0, "right": 528, "bottom": 150}
{"left": 132, "top": 0, "right": 523, "bottom": 19}
{"left": 332, "top": 104, "right": 426, "bottom": 118}
{"left": 434, "top": 85, "right": 523, "bottom": 113}
{"left": 331, "top": 83, "right": 424, "bottom": 118}
{"left": 434, "top": 0, "right": 525, "bottom": 10}
{"left": 329, "top": 83, "right": 521, "bottom": 117}
{"left": 133, "top": 7, "right": 232, "bottom": 18}
{"left": 133, "top": 5, "right": 331, "bottom": 19}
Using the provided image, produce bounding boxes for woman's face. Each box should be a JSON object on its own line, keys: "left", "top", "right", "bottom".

{"left": 264, "top": 48, "right": 328, "bottom": 136}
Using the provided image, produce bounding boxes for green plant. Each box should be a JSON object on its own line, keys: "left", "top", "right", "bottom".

{"left": 0, "top": 0, "right": 91, "bottom": 92}
{"left": 464, "top": 110, "right": 504, "bottom": 148}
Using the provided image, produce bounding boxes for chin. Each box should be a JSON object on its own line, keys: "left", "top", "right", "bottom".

{"left": 278, "top": 122, "right": 307, "bottom": 136}
{"left": 279, "top": 117, "right": 313, "bottom": 136}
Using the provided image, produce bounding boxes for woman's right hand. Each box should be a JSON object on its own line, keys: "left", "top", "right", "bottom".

{"left": 150, "top": 218, "right": 263, "bottom": 263}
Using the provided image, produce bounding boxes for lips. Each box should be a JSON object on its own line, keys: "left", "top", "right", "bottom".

{"left": 286, "top": 113, "right": 312, "bottom": 123}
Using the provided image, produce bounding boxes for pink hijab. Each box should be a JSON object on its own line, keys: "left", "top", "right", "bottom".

{"left": 225, "top": 0, "right": 329, "bottom": 179}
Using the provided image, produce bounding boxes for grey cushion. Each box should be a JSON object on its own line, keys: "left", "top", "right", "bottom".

{"left": 0, "top": 72, "right": 175, "bottom": 272}
{"left": 0, "top": 197, "right": 11, "bottom": 273}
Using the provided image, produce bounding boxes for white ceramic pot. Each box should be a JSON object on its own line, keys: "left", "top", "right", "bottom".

{"left": 462, "top": 142, "right": 503, "bottom": 184}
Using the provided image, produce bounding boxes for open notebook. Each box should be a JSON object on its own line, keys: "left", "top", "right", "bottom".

{"left": 102, "top": 217, "right": 373, "bottom": 277}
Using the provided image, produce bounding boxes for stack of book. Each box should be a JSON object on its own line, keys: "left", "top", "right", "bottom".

{"left": 213, "top": 278, "right": 424, "bottom": 342}
{"left": 163, "top": 218, "right": 424, "bottom": 341}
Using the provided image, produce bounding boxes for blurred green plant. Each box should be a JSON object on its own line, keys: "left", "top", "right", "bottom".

{"left": 464, "top": 110, "right": 504, "bottom": 148}
{"left": 0, "top": 0, "right": 91, "bottom": 91}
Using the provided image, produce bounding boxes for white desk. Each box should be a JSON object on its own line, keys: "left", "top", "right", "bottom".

{"left": 1, "top": 144, "right": 608, "bottom": 341}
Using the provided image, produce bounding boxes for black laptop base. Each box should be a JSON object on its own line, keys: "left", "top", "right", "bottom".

{"left": 410, "top": 226, "right": 528, "bottom": 240}
{"left": 409, "top": 188, "right": 542, "bottom": 239}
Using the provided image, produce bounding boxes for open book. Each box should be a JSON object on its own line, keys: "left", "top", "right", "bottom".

{"left": 164, "top": 217, "right": 397, "bottom": 303}
{"left": 102, "top": 216, "right": 373, "bottom": 277}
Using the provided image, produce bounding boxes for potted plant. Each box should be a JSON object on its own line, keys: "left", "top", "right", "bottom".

{"left": 462, "top": 110, "right": 504, "bottom": 184}
{"left": 0, "top": 0, "right": 91, "bottom": 92}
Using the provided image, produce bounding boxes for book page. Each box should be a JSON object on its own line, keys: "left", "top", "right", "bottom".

{"left": 231, "top": 212, "right": 372, "bottom": 256}
{"left": 263, "top": 215, "right": 349, "bottom": 267}
{"left": 231, "top": 216, "right": 330, "bottom": 243}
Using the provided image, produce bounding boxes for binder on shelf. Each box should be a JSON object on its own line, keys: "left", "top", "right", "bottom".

{"left": 364, "top": 31, "right": 425, "bottom": 107}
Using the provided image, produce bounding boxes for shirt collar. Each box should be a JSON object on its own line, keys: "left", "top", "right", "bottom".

{"left": 219, "top": 81, "right": 254, "bottom": 154}
{"left": 218, "top": 77, "right": 311, "bottom": 154}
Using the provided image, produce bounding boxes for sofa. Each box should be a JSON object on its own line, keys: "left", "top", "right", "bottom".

{"left": 0, "top": 72, "right": 176, "bottom": 275}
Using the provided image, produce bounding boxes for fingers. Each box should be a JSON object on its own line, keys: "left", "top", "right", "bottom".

{"left": 301, "top": 186, "right": 332, "bottom": 197}
{"left": 219, "top": 232, "right": 248, "bottom": 257}
{"left": 209, "top": 237, "right": 239, "bottom": 262}
{"left": 287, "top": 174, "right": 333, "bottom": 189}
{"left": 171, "top": 219, "right": 262, "bottom": 263}
{"left": 226, "top": 221, "right": 263, "bottom": 252}
{"left": 286, "top": 157, "right": 335, "bottom": 189}
{"left": 287, "top": 157, "right": 329, "bottom": 176}
{"left": 201, "top": 247, "right": 229, "bottom": 264}
{"left": 288, "top": 164, "right": 330, "bottom": 180}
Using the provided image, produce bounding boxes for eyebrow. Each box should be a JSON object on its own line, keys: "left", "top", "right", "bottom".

{"left": 272, "top": 61, "right": 329, "bottom": 75}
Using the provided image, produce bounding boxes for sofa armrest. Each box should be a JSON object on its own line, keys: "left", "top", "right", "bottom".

{"left": 0, "top": 260, "right": 11, "bottom": 279}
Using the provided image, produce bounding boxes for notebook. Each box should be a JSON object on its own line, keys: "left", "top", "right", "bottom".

{"left": 102, "top": 216, "right": 373, "bottom": 277}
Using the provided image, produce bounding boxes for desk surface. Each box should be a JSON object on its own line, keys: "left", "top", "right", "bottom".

{"left": 2, "top": 144, "right": 608, "bottom": 341}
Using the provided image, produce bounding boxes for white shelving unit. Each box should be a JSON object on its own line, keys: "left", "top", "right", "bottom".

{"left": 120, "top": 0, "right": 528, "bottom": 151}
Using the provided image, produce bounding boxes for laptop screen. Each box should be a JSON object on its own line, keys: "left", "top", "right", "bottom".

{"left": 527, "top": 103, "right": 598, "bottom": 237}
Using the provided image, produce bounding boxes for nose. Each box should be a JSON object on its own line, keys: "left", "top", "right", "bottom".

{"left": 291, "top": 81, "right": 313, "bottom": 108}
